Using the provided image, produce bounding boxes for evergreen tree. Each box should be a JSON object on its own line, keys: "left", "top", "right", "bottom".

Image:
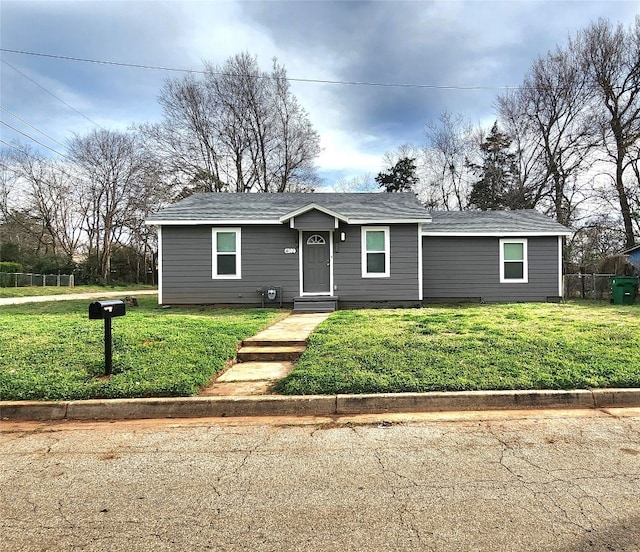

{"left": 375, "top": 157, "right": 418, "bottom": 192}
{"left": 467, "top": 123, "right": 526, "bottom": 210}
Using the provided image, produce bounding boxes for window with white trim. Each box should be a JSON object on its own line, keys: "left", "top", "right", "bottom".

{"left": 362, "top": 226, "right": 390, "bottom": 277}
{"left": 500, "top": 239, "right": 528, "bottom": 283}
{"left": 212, "top": 228, "right": 241, "bottom": 279}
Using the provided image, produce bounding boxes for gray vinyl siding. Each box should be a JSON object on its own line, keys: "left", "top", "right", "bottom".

{"left": 161, "top": 225, "right": 300, "bottom": 305}
{"left": 334, "top": 224, "right": 420, "bottom": 303}
{"left": 161, "top": 223, "right": 421, "bottom": 305}
{"left": 292, "top": 210, "right": 336, "bottom": 230}
{"left": 423, "top": 236, "right": 560, "bottom": 302}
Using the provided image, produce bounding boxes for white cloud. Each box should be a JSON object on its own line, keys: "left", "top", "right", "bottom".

{"left": 317, "top": 128, "right": 385, "bottom": 175}
{"left": 2, "top": 0, "right": 639, "bottom": 181}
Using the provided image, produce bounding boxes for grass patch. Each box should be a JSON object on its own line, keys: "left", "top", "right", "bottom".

{"left": 0, "top": 297, "right": 285, "bottom": 400}
{"left": 0, "top": 284, "right": 156, "bottom": 298}
{"left": 275, "top": 302, "right": 640, "bottom": 395}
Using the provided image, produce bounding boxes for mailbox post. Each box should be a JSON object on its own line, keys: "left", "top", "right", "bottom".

{"left": 88, "top": 300, "right": 126, "bottom": 376}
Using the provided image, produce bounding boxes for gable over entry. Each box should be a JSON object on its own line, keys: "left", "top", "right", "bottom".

{"left": 281, "top": 204, "right": 345, "bottom": 231}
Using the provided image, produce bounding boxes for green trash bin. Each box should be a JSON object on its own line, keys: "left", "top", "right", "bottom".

{"left": 610, "top": 276, "right": 639, "bottom": 305}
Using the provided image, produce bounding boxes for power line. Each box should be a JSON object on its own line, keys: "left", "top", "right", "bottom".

{"left": 0, "top": 120, "right": 69, "bottom": 159}
{"left": 0, "top": 47, "right": 517, "bottom": 91}
{"left": 0, "top": 138, "right": 26, "bottom": 154}
{"left": 0, "top": 58, "right": 106, "bottom": 130}
{"left": 0, "top": 106, "right": 68, "bottom": 149}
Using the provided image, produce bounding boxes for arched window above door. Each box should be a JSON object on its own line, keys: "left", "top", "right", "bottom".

{"left": 306, "top": 234, "right": 326, "bottom": 245}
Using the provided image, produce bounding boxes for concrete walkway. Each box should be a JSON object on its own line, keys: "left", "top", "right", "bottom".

{"left": 0, "top": 289, "right": 157, "bottom": 306}
{"left": 201, "top": 313, "right": 332, "bottom": 396}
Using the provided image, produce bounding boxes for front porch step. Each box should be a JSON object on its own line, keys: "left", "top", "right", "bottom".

{"left": 242, "top": 338, "right": 306, "bottom": 347}
{"left": 293, "top": 296, "right": 339, "bottom": 313}
{"left": 237, "top": 345, "right": 306, "bottom": 362}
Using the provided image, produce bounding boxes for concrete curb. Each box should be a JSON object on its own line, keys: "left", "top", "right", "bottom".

{"left": 2, "top": 389, "right": 640, "bottom": 421}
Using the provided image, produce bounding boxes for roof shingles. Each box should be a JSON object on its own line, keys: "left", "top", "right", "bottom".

{"left": 147, "top": 193, "right": 570, "bottom": 235}
{"left": 147, "top": 192, "right": 432, "bottom": 223}
{"left": 425, "top": 209, "right": 571, "bottom": 235}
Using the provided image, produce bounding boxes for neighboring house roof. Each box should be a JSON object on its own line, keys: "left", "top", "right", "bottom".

{"left": 423, "top": 209, "right": 572, "bottom": 236}
{"left": 146, "top": 192, "right": 433, "bottom": 225}
{"left": 623, "top": 245, "right": 640, "bottom": 270}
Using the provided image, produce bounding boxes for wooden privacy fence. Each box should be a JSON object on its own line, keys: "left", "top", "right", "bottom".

{"left": 0, "top": 272, "right": 75, "bottom": 288}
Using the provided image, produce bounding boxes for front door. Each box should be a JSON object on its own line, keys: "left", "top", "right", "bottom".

{"left": 302, "top": 231, "right": 331, "bottom": 294}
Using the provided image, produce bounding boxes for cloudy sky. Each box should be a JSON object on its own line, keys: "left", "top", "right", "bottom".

{"left": 1, "top": 0, "right": 639, "bottom": 186}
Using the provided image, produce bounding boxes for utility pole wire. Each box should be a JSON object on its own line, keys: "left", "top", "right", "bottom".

{"left": 0, "top": 47, "right": 518, "bottom": 91}
{"left": 0, "top": 106, "right": 68, "bottom": 149}
{"left": 0, "top": 120, "right": 70, "bottom": 159}
{"left": 1, "top": 58, "right": 106, "bottom": 130}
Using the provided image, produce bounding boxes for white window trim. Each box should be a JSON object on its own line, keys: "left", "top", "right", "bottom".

{"left": 500, "top": 238, "right": 528, "bottom": 284}
{"left": 212, "top": 228, "right": 241, "bottom": 279}
{"left": 361, "top": 226, "right": 390, "bottom": 278}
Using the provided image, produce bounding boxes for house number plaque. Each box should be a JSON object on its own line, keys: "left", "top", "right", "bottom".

{"left": 284, "top": 247, "right": 297, "bottom": 254}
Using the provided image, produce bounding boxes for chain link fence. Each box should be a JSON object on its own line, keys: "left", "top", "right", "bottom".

{"left": 0, "top": 272, "right": 75, "bottom": 288}
{"left": 564, "top": 273, "right": 616, "bottom": 300}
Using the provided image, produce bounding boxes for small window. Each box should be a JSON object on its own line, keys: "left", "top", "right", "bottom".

{"left": 306, "top": 234, "right": 326, "bottom": 245}
{"left": 362, "top": 226, "right": 390, "bottom": 278}
{"left": 212, "top": 228, "right": 241, "bottom": 279}
{"left": 500, "top": 239, "right": 527, "bottom": 283}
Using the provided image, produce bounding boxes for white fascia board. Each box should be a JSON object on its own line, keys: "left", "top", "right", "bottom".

{"left": 145, "top": 219, "right": 282, "bottom": 226}
{"left": 146, "top": 216, "right": 433, "bottom": 226}
{"left": 279, "top": 203, "right": 349, "bottom": 223}
{"left": 421, "top": 230, "right": 573, "bottom": 237}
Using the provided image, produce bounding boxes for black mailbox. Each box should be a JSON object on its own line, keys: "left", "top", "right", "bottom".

{"left": 89, "top": 300, "right": 126, "bottom": 376}
{"left": 89, "top": 300, "right": 126, "bottom": 320}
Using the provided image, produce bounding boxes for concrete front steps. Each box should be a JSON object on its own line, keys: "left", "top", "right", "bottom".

{"left": 293, "top": 296, "right": 339, "bottom": 313}
{"left": 237, "top": 344, "right": 306, "bottom": 362}
{"left": 200, "top": 313, "right": 332, "bottom": 397}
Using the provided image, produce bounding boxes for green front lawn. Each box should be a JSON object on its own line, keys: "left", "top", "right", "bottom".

{"left": 275, "top": 302, "right": 640, "bottom": 395}
{"left": 0, "top": 297, "right": 285, "bottom": 400}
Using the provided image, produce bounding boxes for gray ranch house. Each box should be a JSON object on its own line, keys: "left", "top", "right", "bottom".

{"left": 146, "top": 193, "right": 571, "bottom": 311}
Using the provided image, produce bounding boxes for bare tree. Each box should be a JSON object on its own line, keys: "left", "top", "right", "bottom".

{"left": 578, "top": 17, "right": 640, "bottom": 248}
{"left": 0, "top": 148, "right": 13, "bottom": 224}
{"left": 143, "top": 53, "right": 320, "bottom": 197}
{"left": 144, "top": 72, "right": 225, "bottom": 195}
{"left": 332, "top": 173, "right": 377, "bottom": 193}
{"left": 0, "top": 146, "right": 84, "bottom": 265}
{"left": 269, "top": 62, "right": 321, "bottom": 191}
{"left": 422, "top": 112, "right": 476, "bottom": 210}
{"left": 68, "top": 129, "right": 153, "bottom": 283}
{"left": 497, "top": 44, "right": 597, "bottom": 226}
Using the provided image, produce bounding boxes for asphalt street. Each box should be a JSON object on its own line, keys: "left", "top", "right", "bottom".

{"left": 2, "top": 409, "right": 639, "bottom": 551}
